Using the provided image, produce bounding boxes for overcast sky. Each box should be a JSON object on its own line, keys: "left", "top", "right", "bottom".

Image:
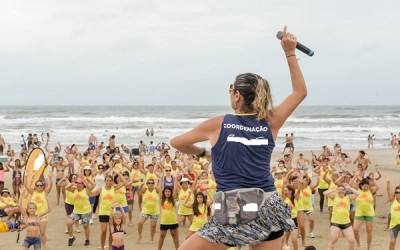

{"left": 0, "top": 1, "right": 399, "bottom": 106}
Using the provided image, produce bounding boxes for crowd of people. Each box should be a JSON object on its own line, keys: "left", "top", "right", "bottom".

{"left": 0, "top": 133, "right": 220, "bottom": 250}
{"left": 0, "top": 134, "right": 400, "bottom": 250}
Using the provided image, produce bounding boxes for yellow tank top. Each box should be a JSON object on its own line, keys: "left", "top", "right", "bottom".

{"left": 65, "top": 189, "right": 75, "bottom": 205}
{"left": 3, "top": 197, "right": 17, "bottom": 206}
{"left": 189, "top": 204, "right": 208, "bottom": 231}
{"left": 130, "top": 169, "right": 142, "bottom": 187}
{"left": 208, "top": 178, "right": 217, "bottom": 198}
{"left": 331, "top": 195, "right": 350, "bottom": 224}
{"left": 160, "top": 200, "right": 177, "bottom": 225}
{"left": 81, "top": 157, "right": 91, "bottom": 166}
{"left": 301, "top": 186, "right": 313, "bottom": 211}
{"left": 164, "top": 161, "right": 172, "bottom": 168}
{"left": 295, "top": 188, "right": 304, "bottom": 211}
{"left": 390, "top": 199, "right": 400, "bottom": 229}
{"left": 327, "top": 182, "right": 337, "bottom": 207}
{"left": 114, "top": 163, "right": 124, "bottom": 173}
{"left": 73, "top": 188, "right": 92, "bottom": 214}
{"left": 142, "top": 189, "right": 160, "bottom": 215}
{"left": 355, "top": 189, "right": 375, "bottom": 217}
{"left": 99, "top": 186, "right": 115, "bottom": 216}
{"left": 178, "top": 189, "right": 194, "bottom": 215}
{"left": 114, "top": 186, "right": 128, "bottom": 207}
{"left": 193, "top": 163, "right": 202, "bottom": 176}
{"left": 318, "top": 168, "right": 331, "bottom": 189}
{"left": 31, "top": 191, "right": 48, "bottom": 217}
{"left": 285, "top": 197, "right": 297, "bottom": 219}
{"left": 0, "top": 200, "right": 6, "bottom": 209}
{"left": 274, "top": 179, "right": 284, "bottom": 197}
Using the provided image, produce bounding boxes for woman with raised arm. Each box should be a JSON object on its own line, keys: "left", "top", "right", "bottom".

{"left": 385, "top": 176, "right": 400, "bottom": 250}
{"left": 323, "top": 184, "right": 359, "bottom": 250}
{"left": 171, "top": 26, "right": 307, "bottom": 249}
{"left": 24, "top": 172, "right": 53, "bottom": 250}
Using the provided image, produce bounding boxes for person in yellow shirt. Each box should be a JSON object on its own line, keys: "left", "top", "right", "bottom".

{"left": 130, "top": 161, "right": 143, "bottom": 214}
{"left": 0, "top": 188, "right": 19, "bottom": 220}
{"left": 24, "top": 172, "right": 53, "bottom": 250}
{"left": 324, "top": 184, "right": 359, "bottom": 250}
{"left": 184, "top": 190, "right": 213, "bottom": 239}
{"left": 65, "top": 177, "right": 93, "bottom": 246}
{"left": 274, "top": 169, "right": 285, "bottom": 197}
{"left": 88, "top": 171, "right": 126, "bottom": 250}
{"left": 314, "top": 157, "right": 333, "bottom": 213}
{"left": 296, "top": 174, "right": 318, "bottom": 246}
{"left": 385, "top": 176, "right": 400, "bottom": 250}
{"left": 176, "top": 177, "right": 195, "bottom": 227}
{"left": 158, "top": 185, "right": 179, "bottom": 250}
{"left": 350, "top": 177, "right": 379, "bottom": 250}
{"left": 282, "top": 185, "right": 298, "bottom": 250}
{"left": 137, "top": 178, "right": 160, "bottom": 244}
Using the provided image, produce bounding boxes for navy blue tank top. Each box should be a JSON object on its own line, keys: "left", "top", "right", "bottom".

{"left": 211, "top": 114, "right": 276, "bottom": 192}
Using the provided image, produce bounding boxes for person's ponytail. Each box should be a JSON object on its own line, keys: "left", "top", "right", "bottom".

{"left": 253, "top": 77, "right": 274, "bottom": 120}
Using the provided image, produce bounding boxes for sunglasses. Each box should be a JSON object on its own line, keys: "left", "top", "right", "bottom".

{"left": 395, "top": 191, "right": 400, "bottom": 194}
{"left": 165, "top": 170, "right": 171, "bottom": 172}
{"left": 36, "top": 184, "right": 44, "bottom": 187}
{"left": 147, "top": 182, "right": 155, "bottom": 185}
{"left": 229, "top": 84, "right": 237, "bottom": 94}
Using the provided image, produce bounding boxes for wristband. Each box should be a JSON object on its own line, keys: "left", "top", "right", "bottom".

{"left": 197, "top": 148, "right": 206, "bottom": 158}
{"left": 286, "top": 54, "right": 296, "bottom": 58}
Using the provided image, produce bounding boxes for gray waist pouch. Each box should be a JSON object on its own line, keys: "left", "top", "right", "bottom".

{"left": 213, "top": 188, "right": 267, "bottom": 225}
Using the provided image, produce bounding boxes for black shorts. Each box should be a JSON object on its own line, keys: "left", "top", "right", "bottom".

{"left": 331, "top": 222, "right": 352, "bottom": 230}
{"left": 99, "top": 215, "right": 110, "bottom": 223}
{"left": 160, "top": 223, "right": 179, "bottom": 231}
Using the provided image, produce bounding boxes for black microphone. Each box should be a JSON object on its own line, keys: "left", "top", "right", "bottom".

{"left": 276, "top": 31, "right": 314, "bottom": 57}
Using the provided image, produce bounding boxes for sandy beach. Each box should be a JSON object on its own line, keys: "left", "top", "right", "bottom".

{"left": 0, "top": 147, "right": 399, "bottom": 250}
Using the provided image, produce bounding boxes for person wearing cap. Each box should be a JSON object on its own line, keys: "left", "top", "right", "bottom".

{"left": 176, "top": 177, "right": 195, "bottom": 227}
{"left": 274, "top": 169, "right": 285, "bottom": 197}
{"left": 24, "top": 172, "right": 54, "bottom": 250}
{"left": 171, "top": 26, "right": 305, "bottom": 249}
{"left": 65, "top": 177, "right": 93, "bottom": 246}
{"left": 0, "top": 188, "right": 19, "bottom": 220}
{"left": 137, "top": 178, "right": 160, "bottom": 244}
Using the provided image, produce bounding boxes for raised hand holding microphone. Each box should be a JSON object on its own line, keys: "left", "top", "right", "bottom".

{"left": 280, "top": 26, "right": 298, "bottom": 59}
{"left": 277, "top": 26, "right": 314, "bottom": 57}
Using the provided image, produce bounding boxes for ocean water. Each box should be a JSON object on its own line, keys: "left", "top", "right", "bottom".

{"left": 0, "top": 105, "right": 398, "bottom": 151}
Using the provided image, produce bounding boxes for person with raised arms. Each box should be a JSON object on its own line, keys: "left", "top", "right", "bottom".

{"left": 171, "top": 25, "right": 307, "bottom": 249}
